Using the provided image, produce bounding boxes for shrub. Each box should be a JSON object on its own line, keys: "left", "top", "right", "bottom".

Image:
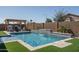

{"left": 58, "top": 26, "right": 67, "bottom": 33}
{"left": 58, "top": 26, "right": 74, "bottom": 34}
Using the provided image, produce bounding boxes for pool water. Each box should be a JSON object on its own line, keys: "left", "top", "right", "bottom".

{"left": 2, "top": 32, "right": 68, "bottom": 47}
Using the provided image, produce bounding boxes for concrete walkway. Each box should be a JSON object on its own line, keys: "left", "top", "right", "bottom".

{"left": 52, "top": 41, "right": 72, "bottom": 48}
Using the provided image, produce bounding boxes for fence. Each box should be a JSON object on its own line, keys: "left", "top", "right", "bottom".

{"left": 0, "top": 24, "right": 7, "bottom": 31}
{"left": 59, "top": 21, "right": 79, "bottom": 33}
{"left": 26, "top": 22, "right": 57, "bottom": 32}
{"left": 0, "top": 21, "right": 79, "bottom": 33}
{"left": 26, "top": 22, "right": 79, "bottom": 33}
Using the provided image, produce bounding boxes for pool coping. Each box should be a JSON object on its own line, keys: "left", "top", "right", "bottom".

{"left": 4, "top": 31, "right": 10, "bottom": 35}
{"left": 10, "top": 31, "right": 31, "bottom": 33}
{"left": 32, "top": 30, "right": 72, "bottom": 37}
{"left": 4, "top": 38, "right": 73, "bottom": 51}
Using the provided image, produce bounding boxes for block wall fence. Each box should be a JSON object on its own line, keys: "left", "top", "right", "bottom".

{"left": 0, "top": 21, "right": 79, "bottom": 33}
{"left": 26, "top": 21, "right": 79, "bottom": 33}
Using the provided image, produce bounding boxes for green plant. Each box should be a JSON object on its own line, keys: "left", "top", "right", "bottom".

{"left": 46, "top": 18, "right": 52, "bottom": 23}
{"left": 58, "top": 26, "right": 74, "bottom": 36}
{"left": 67, "top": 29, "right": 75, "bottom": 36}
{"left": 53, "top": 10, "right": 66, "bottom": 30}
{"left": 58, "top": 26, "right": 67, "bottom": 33}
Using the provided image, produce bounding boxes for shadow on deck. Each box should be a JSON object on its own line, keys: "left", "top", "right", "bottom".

{"left": 0, "top": 38, "right": 8, "bottom": 52}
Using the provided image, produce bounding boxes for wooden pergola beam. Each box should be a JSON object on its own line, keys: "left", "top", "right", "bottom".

{"left": 5, "top": 19, "right": 26, "bottom": 24}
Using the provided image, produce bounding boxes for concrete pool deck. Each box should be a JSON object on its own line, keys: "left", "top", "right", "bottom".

{"left": 3, "top": 31, "right": 10, "bottom": 35}
{"left": 4, "top": 38, "right": 73, "bottom": 51}
{"left": 52, "top": 41, "right": 72, "bottom": 48}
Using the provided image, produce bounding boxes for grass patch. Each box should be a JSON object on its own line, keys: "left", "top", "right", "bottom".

{"left": 0, "top": 31, "right": 7, "bottom": 36}
{"left": 4, "top": 38, "right": 79, "bottom": 52}
{"left": 5, "top": 41, "right": 30, "bottom": 52}
{"left": 35, "top": 39, "right": 79, "bottom": 52}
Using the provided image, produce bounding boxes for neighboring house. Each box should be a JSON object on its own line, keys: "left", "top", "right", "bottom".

{"left": 64, "top": 13, "right": 79, "bottom": 22}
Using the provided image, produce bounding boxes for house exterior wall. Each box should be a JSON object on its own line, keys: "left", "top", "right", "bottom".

{"left": 65, "top": 15, "right": 79, "bottom": 21}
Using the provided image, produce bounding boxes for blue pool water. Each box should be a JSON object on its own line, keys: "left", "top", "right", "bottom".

{"left": 2, "top": 32, "right": 68, "bottom": 47}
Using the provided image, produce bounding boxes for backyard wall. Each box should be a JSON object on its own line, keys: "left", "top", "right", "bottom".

{"left": 0, "top": 21, "right": 79, "bottom": 33}
{"left": 59, "top": 21, "right": 79, "bottom": 33}
{"left": 26, "top": 22, "right": 57, "bottom": 32}
{"left": 26, "top": 22, "right": 79, "bottom": 33}
{"left": 43, "top": 22, "right": 57, "bottom": 32}
{"left": 0, "top": 24, "right": 7, "bottom": 31}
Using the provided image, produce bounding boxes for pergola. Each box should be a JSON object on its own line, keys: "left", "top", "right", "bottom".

{"left": 4, "top": 19, "right": 27, "bottom": 31}
{"left": 5, "top": 19, "right": 26, "bottom": 24}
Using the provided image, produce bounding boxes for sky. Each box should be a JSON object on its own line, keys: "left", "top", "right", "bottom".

{"left": 0, "top": 6, "right": 79, "bottom": 23}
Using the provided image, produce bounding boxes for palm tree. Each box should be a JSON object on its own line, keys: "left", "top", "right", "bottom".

{"left": 53, "top": 10, "right": 66, "bottom": 31}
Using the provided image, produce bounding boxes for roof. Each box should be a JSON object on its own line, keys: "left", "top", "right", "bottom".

{"left": 5, "top": 19, "right": 26, "bottom": 22}
{"left": 65, "top": 13, "right": 79, "bottom": 17}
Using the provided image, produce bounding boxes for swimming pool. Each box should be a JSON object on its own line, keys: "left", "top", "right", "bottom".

{"left": 2, "top": 32, "right": 68, "bottom": 47}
